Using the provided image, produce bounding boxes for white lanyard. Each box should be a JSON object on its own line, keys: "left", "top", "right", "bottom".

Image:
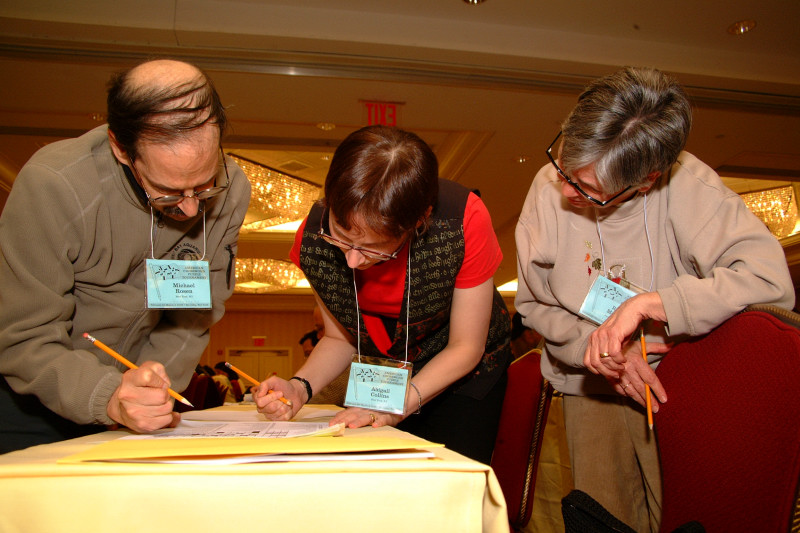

{"left": 352, "top": 239, "right": 412, "bottom": 366}
{"left": 344, "top": 240, "right": 413, "bottom": 415}
{"left": 594, "top": 192, "right": 654, "bottom": 292}
{"left": 148, "top": 206, "right": 207, "bottom": 261}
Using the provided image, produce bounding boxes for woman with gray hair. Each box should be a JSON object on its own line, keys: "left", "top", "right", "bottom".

{"left": 515, "top": 67, "right": 793, "bottom": 531}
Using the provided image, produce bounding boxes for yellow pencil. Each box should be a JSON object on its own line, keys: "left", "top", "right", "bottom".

{"left": 225, "top": 361, "right": 292, "bottom": 406}
{"left": 83, "top": 332, "right": 193, "bottom": 407}
{"left": 640, "top": 329, "right": 653, "bottom": 430}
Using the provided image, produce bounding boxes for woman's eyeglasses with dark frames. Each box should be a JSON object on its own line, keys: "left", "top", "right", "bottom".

{"left": 546, "top": 132, "right": 631, "bottom": 207}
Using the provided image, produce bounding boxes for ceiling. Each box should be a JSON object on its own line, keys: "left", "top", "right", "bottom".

{"left": 1, "top": 0, "right": 799, "bottom": 290}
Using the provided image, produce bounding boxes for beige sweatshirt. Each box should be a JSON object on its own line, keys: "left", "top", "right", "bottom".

{"left": 0, "top": 126, "right": 250, "bottom": 425}
{"left": 515, "top": 152, "right": 794, "bottom": 395}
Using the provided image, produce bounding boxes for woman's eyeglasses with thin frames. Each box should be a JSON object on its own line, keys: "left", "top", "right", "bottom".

{"left": 317, "top": 209, "right": 406, "bottom": 262}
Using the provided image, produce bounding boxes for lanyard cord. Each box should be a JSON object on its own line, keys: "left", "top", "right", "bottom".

{"left": 149, "top": 206, "right": 156, "bottom": 259}
{"left": 352, "top": 240, "right": 412, "bottom": 366}
{"left": 148, "top": 207, "right": 207, "bottom": 261}
{"left": 353, "top": 274, "right": 361, "bottom": 361}
{"left": 594, "top": 193, "right": 654, "bottom": 292}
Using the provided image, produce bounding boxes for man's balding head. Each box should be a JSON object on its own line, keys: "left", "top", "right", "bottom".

{"left": 106, "top": 58, "right": 227, "bottom": 162}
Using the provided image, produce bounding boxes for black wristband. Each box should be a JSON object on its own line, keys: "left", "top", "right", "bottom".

{"left": 290, "top": 376, "right": 313, "bottom": 402}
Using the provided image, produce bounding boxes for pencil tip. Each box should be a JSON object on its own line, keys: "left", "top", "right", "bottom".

{"left": 181, "top": 398, "right": 194, "bottom": 407}
{"left": 648, "top": 424, "right": 654, "bottom": 430}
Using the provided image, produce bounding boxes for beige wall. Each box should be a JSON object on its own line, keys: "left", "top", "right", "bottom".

{"left": 201, "top": 294, "right": 317, "bottom": 374}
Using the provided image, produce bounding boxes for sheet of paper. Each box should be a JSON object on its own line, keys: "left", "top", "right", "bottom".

{"left": 93, "top": 449, "right": 436, "bottom": 465}
{"left": 180, "top": 404, "right": 341, "bottom": 423}
{"left": 123, "top": 420, "right": 344, "bottom": 440}
{"left": 58, "top": 430, "right": 442, "bottom": 464}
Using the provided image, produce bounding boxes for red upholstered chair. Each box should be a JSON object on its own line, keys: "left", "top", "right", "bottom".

{"left": 230, "top": 379, "right": 244, "bottom": 402}
{"left": 655, "top": 309, "right": 800, "bottom": 533}
{"left": 491, "top": 349, "right": 553, "bottom": 531}
{"left": 174, "top": 372, "right": 208, "bottom": 413}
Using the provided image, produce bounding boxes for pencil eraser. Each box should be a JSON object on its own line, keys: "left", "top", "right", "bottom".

{"left": 82, "top": 332, "right": 89, "bottom": 338}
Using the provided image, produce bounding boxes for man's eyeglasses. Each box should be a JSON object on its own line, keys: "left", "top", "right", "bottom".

{"left": 546, "top": 131, "right": 631, "bottom": 207}
{"left": 317, "top": 209, "right": 405, "bottom": 262}
{"left": 135, "top": 147, "right": 230, "bottom": 208}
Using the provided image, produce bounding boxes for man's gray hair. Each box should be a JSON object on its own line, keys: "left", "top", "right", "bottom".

{"left": 560, "top": 67, "right": 692, "bottom": 193}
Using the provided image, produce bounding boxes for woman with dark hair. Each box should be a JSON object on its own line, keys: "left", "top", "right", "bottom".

{"left": 254, "top": 125, "right": 512, "bottom": 463}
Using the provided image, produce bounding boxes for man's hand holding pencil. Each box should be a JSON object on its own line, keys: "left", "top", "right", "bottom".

{"left": 105, "top": 360, "right": 182, "bottom": 433}
{"left": 84, "top": 332, "right": 186, "bottom": 434}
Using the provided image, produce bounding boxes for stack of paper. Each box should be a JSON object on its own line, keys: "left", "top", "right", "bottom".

{"left": 58, "top": 406, "right": 442, "bottom": 465}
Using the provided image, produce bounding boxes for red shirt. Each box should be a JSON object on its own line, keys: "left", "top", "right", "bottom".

{"left": 290, "top": 193, "right": 502, "bottom": 352}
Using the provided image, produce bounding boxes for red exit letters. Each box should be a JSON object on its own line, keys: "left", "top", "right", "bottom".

{"left": 362, "top": 100, "right": 402, "bottom": 127}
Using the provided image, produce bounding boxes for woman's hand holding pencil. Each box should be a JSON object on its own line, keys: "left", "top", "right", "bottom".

{"left": 225, "top": 362, "right": 292, "bottom": 407}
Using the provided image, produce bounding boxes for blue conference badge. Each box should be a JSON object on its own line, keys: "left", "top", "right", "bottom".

{"left": 344, "top": 356, "right": 412, "bottom": 415}
{"left": 145, "top": 259, "right": 211, "bottom": 309}
{"left": 579, "top": 274, "right": 637, "bottom": 325}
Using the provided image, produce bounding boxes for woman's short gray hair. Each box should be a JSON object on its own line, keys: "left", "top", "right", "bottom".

{"left": 560, "top": 67, "right": 692, "bottom": 193}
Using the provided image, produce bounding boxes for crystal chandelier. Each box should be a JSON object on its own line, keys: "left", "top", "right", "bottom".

{"left": 234, "top": 258, "right": 308, "bottom": 293}
{"left": 740, "top": 186, "right": 799, "bottom": 239}
{"left": 229, "top": 153, "right": 321, "bottom": 233}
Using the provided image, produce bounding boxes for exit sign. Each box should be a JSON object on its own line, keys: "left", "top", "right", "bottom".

{"left": 361, "top": 100, "right": 403, "bottom": 127}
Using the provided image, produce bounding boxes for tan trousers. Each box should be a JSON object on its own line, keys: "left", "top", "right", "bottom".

{"left": 563, "top": 394, "right": 662, "bottom": 533}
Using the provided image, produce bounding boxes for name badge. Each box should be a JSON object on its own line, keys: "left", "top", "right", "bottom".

{"left": 145, "top": 259, "right": 211, "bottom": 309}
{"left": 579, "top": 275, "right": 637, "bottom": 325}
{"left": 344, "top": 356, "right": 412, "bottom": 415}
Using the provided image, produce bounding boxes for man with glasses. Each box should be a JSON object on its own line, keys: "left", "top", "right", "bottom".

{"left": 515, "top": 67, "right": 793, "bottom": 531}
{"left": 0, "top": 59, "right": 250, "bottom": 453}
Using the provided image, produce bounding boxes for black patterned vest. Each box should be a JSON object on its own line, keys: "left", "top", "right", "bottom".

{"left": 299, "top": 179, "right": 511, "bottom": 398}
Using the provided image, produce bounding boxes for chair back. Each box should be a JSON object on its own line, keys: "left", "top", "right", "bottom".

{"left": 174, "top": 372, "right": 209, "bottom": 413}
{"left": 491, "top": 349, "right": 553, "bottom": 531}
{"left": 655, "top": 310, "right": 800, "bottom": 532}
{"left": 230, "top": 379, "right": 244, "bottom": 402}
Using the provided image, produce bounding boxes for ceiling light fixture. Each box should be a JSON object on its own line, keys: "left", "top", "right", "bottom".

{"left": 727, "top": 19, "right": 756, "bottom": 36}
{"left": 228, "top": 153, "right": 321, "bottom": 233}
{"left": 463, "top": 0, "right": 486, "bottom": 4}
{"left": 234, "top": 258, "right": 308, "bottom": 293}
{"left": 316, "top": 122, "right": 336, "bottom": 131}
{"left": 740, "top": 186, "right": 798, "bottom": 239}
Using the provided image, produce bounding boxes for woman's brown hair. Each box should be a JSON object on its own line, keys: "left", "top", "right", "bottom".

{"left": 323, "top": 125, "right": 439, "bottom": 239}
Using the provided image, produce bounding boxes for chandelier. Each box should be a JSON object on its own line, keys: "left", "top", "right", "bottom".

{"left": 740, "top": 186, "right": 799, "bottom": 239}
{"left": 228, "top": 153, "right": 321, "bottom": 233}
{"left": 234, "top": 258, "right": 308, "bottom": 293}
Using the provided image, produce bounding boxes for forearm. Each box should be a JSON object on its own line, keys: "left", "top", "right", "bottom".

{"left": 660, "top": 266, "right": 793, "bottom": 337}
{"left": 407, "top": 341, "right": 484, "bottom": 407}
{"left": 294, "top": 336, "right": 357, "bottom": 402}
{"left": 409, "top": 280, "right": 492, "bottom": 407}
{"left": 662, "top": 189, "right": 795, "bottom": 336}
